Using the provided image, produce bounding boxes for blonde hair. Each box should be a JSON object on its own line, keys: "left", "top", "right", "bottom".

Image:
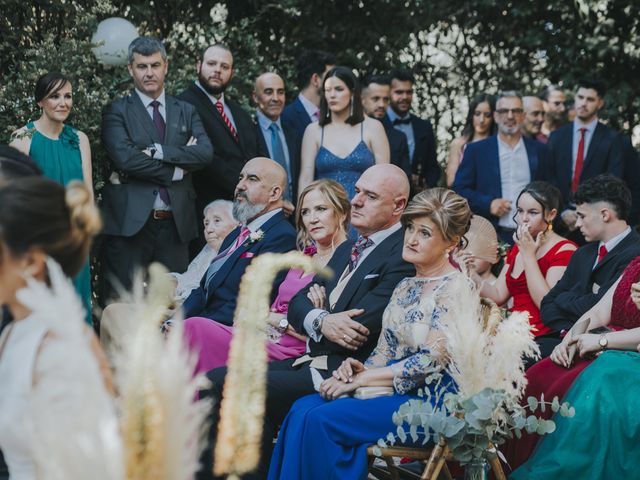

{"left": 295, "top": 179, "right": 351, "bottom": 248}
{"left": 401, "top": 188, "right": 471, "bottom": 247}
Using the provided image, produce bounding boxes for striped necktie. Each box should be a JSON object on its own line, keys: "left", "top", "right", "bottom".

{"left": 216, "top": 100, "right": 238, "bottom": 141}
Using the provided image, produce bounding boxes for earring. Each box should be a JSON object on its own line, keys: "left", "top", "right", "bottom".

{"left": 546, "top": 223, "right": 553, "bottom": 232}
{"left": 349, "top": 97, "right": 353, "bottom": 117}
{"left": 326, "top": 108, "right": 331, "bottom": 119}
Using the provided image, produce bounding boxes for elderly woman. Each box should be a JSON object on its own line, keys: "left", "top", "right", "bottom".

{"left": 184, "top": 179, "right": 351, "bottom": 373}
{"left": 267, "top": 187, "right": 473, "bottom": 480}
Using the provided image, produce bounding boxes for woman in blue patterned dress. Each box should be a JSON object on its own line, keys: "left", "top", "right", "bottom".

{"left": 298, "top": 66, "right": 390, "bottom": 202}
{"left": 268, "top": 188, "right": 473, "bottom": 480}
{"left": 10, "top": 72, "right": 94, "bottom": 325}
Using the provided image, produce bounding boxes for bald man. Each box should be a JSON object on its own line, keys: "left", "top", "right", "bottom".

{"left": 253, "top": 72, "right": 301, "bottom": 201}
{"left": 522, "top": 95, "right": 546, "bottom": 141}
{"left": 197, "top": 164, "right": 415, "bottom": 480}
{"left": 182, "top": 157, "right": 297, "bottom": 324}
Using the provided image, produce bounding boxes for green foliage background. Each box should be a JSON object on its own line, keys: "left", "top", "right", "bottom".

{"left": 1, "top": 0, "right": 639, "bottom": 187}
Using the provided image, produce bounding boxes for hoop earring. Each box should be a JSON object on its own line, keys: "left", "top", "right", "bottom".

{"left": 349, "top": 97, "right": 353, "bottom": 117}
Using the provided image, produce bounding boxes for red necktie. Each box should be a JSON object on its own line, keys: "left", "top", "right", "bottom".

{"left": 571, "top": 128, "right": 587, "bottom": 193}
{"left": 597, "top": 245, "right": 608, "bottom": 264}
{"left": 216, "top": 100, "right": 238, "bottom": 142}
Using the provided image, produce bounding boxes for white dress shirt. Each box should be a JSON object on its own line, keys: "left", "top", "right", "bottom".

{"left": 497, "top": 136, "right": 531, "bottom": 229}
{"left": 572, "top": 118, "right": 599, "bottom": 175}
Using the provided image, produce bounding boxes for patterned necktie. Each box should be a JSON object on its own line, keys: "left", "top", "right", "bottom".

{"left": 571, "top": 127, "right": 587, "bottom": 193}
{"left": 150, "top": 100, "right": 170, "bottom": 205}
{"left": 268, "top": 122, "right": 291, "bottom": 199}
{"left": 216, "top": 100, "right": 238, "bottom": 141}
{"left": 348, "top": 236, "right": 374, "bottom": 273}
{"left": 204, "top": 226, "right": 251, "bottom": 290}
{"left": 597, "top": 245, "right": 608, "bottom": 264}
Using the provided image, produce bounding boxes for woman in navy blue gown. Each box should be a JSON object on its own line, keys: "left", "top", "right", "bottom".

{"left": 268, "top": 188, "right": 474, "bottom": 480}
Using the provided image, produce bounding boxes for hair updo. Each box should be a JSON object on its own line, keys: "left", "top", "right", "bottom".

{"left": 401, "top": 187, "right": 472, "bottom": 247}
{"left": 0, "top": 177, "right": 101, "bottom": 277}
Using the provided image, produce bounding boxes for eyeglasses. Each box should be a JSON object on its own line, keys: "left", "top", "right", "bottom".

{"left": 496, "top": 108, "right": 524, "bottom": 116}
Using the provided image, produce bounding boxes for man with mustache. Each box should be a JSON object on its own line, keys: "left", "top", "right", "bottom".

{"left": 179, "top": 44, "right": 266, "bottom": 254}
{"left": 181, "top": 157, "right": 296, "bottom": 325}
{"left": 539, "top": 84, "right": 568, "bottom": 142}
{"left": 521, "top": 95, "right": 546, "bottom": 141}
{"left": 252, "top": 72, "right": 300, "bottom": 204}
{"left": 453, "top": 91, "right": 550, "bottom": 244}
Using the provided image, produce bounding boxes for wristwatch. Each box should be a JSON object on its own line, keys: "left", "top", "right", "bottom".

{"left": 312, "top": 311, "right": 330, "bottom": 334}
{"left": 598, "top": 334, "right": 608, "bottom": 350}
{"left": 277, "top": 318, "right": 289, "bottom": 333}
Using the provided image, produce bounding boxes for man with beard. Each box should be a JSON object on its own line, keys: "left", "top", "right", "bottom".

{"left": 539, "top": 85, "right": 568, "bottom": 142}
{"left": 178, "top": 44, "right": 266, "bottom": 253}
{"left": 453, "top": 91, "right": 550, "bottom": 243}
{"left": 522, "top": 95, "right": 546, "bottom": 142}
{"left": 181, "top": 157, "right": 296, "bottom": 324}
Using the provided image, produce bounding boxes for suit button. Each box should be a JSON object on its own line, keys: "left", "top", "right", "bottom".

{"left": 153, "top": 190, "right": 158, "bottom": 195}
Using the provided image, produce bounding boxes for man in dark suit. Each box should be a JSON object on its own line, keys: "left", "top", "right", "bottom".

{"left": 252, "top": 72, "right": 301, "bottom": 205}
{"left": 182, "top": 157, "right": 296, "bottom": 324}
{"left": 361, "top": 74, "right": 411, "bottom": 179}
{"left": 196, "top": 164, "right": 414, "bottom": 480}
{"left": 540, "top": 175, "right": 640, "bottom": 358}
{"left": 384, "top": 68, "right": 440, "bottom": 190}
{"left": 547, "top": 78, "right": 629, "bottom": 237}
{"left": 280, "top": 50, "right": 336, "bottom": 142}
{"left": 178, "top": 44, "right": 266, "bottom": 253}
{"left": 100, "top": 37, "right": 213, "bottom": 302}
{"left": 453, "top": 91, "right": 549, "bottom": 243}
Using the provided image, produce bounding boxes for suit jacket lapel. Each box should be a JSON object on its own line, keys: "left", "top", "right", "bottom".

{"left": 128, "top": 94, "right": 161, "bottom": 143}
{"left": 489, "top": 137, "right": 502, "bottom": 198}
{"left": 227, "top": 100, "right": 247, "bottom": 151}
{"left": 189, "top": 83, "right": 237, "bottom": 142}
{"left": 164, "top": 96, "right": 180, "bottom": 145}
{"left": 592, "top": 229, "right": 638, "bottom": 272}
{"left": 523, "top": 137, "right": 539, "bottom": 178}
{"left": 584, "top": 122, "right": 604, "bottom": 167}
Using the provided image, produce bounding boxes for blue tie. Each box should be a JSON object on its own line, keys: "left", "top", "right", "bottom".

{"left": 268, "top": 122, "right": 291, "bottom": 200}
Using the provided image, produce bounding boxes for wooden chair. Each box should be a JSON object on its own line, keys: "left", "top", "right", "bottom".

{"left": 367, "top": 299, "right": 507, "bottom": 480}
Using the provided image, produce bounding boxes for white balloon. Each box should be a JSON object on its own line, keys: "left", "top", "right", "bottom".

{"left": 91, "top": 17, "right": 139, "bottom": 66}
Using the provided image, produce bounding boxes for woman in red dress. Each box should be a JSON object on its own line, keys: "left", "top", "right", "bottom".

{"left": 474, "top": 181, "right": 577, "bottom": 357}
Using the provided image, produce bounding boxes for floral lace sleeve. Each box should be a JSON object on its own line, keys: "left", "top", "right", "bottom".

{"left": 364, "top": 303, "right": 397, "bottom": 369}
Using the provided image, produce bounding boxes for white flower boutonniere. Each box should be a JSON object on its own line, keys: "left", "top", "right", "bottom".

{"left": 248, "top": 229, "right": 264, "bottom": 245}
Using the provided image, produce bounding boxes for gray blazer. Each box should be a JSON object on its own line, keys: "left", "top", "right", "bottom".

{"left": 100, "top": 92, "right": 213, "bottom": 242}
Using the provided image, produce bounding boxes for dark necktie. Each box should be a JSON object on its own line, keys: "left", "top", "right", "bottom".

{"left": 571, "top": 127, "right": 587, "bottom": 193}
{"left": 393, "top": 117, "right": 412, "bottom": 125}
{"left": 349, "top": 236, "right": 374, "bottom": 273}
{"left": 269, "top": 122, "right": 291, "bottom": 199}
{"left": 216, "top": 100, "right": 238, "bottom": 141}
{"left": 150, "top": 100, "right": 170, "bottom": 205}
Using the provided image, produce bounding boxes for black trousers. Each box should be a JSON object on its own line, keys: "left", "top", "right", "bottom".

{"left": 524, "top": 331, "right": 563, "bottom": 370}
{"left": 197, "top": 358, "right": 318, "bottom": 480}
{"left": 98, "top": 215, "right": 189, "bottom": 306}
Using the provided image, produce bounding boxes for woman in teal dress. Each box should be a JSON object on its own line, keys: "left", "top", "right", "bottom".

{"left": 11, "top": 72, "right": 94, "bottom": 325}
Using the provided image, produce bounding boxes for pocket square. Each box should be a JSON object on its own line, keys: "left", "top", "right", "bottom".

{"left": 364, "top": 274, "right": 379, "bottom": 279}
{"left": 240, "top": 252, "right": 255, "bottom": 259}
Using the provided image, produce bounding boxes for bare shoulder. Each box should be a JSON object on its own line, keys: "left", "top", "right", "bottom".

{"left": 449, "top": 136, "right": 466, "bottom": 152}
{"left": 9, "top": 126, "right": 34, "bottom": 153}
{"left": 76, "top": 129, "right": 90, "bottom": 144}
{"left": 363, "top": 115, "right": 385, "bottom": 133}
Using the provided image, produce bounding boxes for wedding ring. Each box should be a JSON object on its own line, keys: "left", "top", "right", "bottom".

{"left": 343, "top": 334, "right": 347, "bottom": 341}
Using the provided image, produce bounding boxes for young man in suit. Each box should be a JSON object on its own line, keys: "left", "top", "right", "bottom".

{"left": 252, "top": 72, "right": 301, "bottom": 206}
{"left": 384, "top": 68, "right": 440, "bottom": 191}
{"left": 452, "top": 91, "right": 550, "bottom": 243}
{"left": 539, "top": 175, "right": 640, "bottom": 357}
{"left": 100, "top": 37, "right": 213, "bottom": 303}
{"left": 197, "top": 164, "right": 414, "bottom": 480}
{"left": 182, "top": 157, "right": 296, "bottom": 325}
{"left": 361, "top": 74, "right": 411, "bottom": 180}
{"left": 280, "top": 50, "right": 336, "bottom": 141}
{"left": 539, "top": 84, "right": 568, "bottom": 142}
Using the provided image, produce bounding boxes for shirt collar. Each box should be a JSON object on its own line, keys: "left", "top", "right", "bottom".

{"left": 135, "top": 89, "right": 166, "bottom": 108}
{"left": 574, "top": 117, "right": 598, "bottom": 134}
{"left": 195, "top": 80, "right": 225, "bottom": 106}
{"left": 246, "top": 208, "right": 282, "bottom": 232}
{"left": 600, "top": 226, "right": 631, "bottom": 253}
{"left": 256, "top": 110, "right": 281, "bottom": 131}
{"left": 386, "top": 107, "right": 410, "bottom": 122}
{"left": 298, "top": 93, "right": 319, "bottom": 118}
{"left": 362, "top": 221, "right": 402, "bottom": 246}
{"left": 497, "top": 135, "right": 525, "bottom": 152}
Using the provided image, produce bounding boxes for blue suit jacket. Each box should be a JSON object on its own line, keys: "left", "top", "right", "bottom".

{"left": 182, "top": 210, "right": 297, "bottom": 325}
{"left": 281, "top": 97, "right": 313, "bottom": 143}
{"left": 452, "top": 135, "right": 550, "bottom": 224}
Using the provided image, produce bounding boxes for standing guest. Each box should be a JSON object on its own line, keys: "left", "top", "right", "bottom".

{"left": 252, "top": 72, "right": 301, "bottom": 203}
{"left": 384, "top": 68, "right": 440, "bottom": 190}
{"left": 453, "top": 91, "right": 550, "bottom": 244}
{"left": 181, "top": 158, "right": 297, "bottom": 325}
{"left": 547, "top": 78, "right": 628, "bottom": 239}
{"left": 445, "top": 93, "right": 496, "bottom": 187}
{"left": 281, "top": 50, "right": 336, "bottom": 141}
{"left": 183, "top": 179, "right": 350, "bottom": 374}
{"left": 473, "top": 182, "right": 576, "bottom": 359}
{"left": 100, "top": 37, "right": 213, "bottom": 304}
{"left": 539, "top": 84, "right": 567, "bottom": 142}
{"left": 298, "top": 66, "right": 390, "bottom": 202}
{"left": 539, "top": 175, "right": 640, "bottom": 354}
{"left": 521, "top": 95, "right": 545, "bottom": 140}
{"left": 360, "top": 74, "right": 411, "bottom": 179}
{"left": 10, "top": 72, "right": 95, "bottom": 325}
{"left": 197, "top": 164, "right": 414, "bottom": 480}
{"left": 267, "top": 188, "right": 473, "bottom": 480}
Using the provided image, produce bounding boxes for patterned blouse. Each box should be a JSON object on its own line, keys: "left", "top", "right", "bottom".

{"left": 365, "top": 271, "right": 466, "bottom": 394}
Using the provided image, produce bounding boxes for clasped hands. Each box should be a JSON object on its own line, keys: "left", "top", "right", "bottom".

{"left": 307, "top": 284, "right": 369, "bottom": 351}
{"left": 550, "top": 332, "right": 603, "bottom": 368}
{"left": 319, "top": 357, "right": 366, "bottom": 400}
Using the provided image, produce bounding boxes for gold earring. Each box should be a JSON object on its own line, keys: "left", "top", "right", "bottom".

{"left": 546, "top": 223, "right": 553, "bottom": 232}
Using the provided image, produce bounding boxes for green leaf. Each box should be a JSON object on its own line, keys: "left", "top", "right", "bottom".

{"left": 551, "top": 397, "right": 560, "bottom": 413}
{"left": 527, "top": 396, "right": 538, "bottom": 413}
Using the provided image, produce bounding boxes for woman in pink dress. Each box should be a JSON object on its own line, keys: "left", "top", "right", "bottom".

{"left": 184, "top": 179, "right": 350, "bottom": 374}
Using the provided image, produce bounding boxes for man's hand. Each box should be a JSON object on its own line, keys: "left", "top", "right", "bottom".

{"left": 320, "top": 309, "right": 368, "bottom": 351}
{"left": 490, "top": 198, "right": 512, "bottom": 217}
{"left": 186, "top": 135, "right": 197, "bottom": 146}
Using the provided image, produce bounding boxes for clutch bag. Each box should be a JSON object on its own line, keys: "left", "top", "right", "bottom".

{"left": 353, "top": 386, "right": 394, "bottom": 400}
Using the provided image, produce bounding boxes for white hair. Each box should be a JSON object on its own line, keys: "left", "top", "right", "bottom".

{"left": 203, "top": 199, "right": 234, "bottom": 220}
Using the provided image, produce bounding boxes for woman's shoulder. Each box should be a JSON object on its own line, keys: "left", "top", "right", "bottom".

{"left": 362, "top": 115, "right": 385, "bottom": 133}
{"left": 449, "top": 136, "right": 466, "bottom": 152}
{"left": 10, "top": 124, "right": 36, "bottom": 148}
{"left": 547, "top": 236, "right": 578, "bottom": 255}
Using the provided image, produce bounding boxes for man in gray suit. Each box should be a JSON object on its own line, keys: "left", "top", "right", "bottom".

{"left": 100, "top": 37, "right": 213, "bottom": 304}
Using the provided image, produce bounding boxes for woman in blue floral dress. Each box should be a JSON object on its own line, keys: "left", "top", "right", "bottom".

{"left": 268, "top": 188, "right": 473, "bottom": 480}
{"left": 10, "top": 72, "right": 94, "bottom": 325}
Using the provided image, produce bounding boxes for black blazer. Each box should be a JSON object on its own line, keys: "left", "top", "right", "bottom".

{"left": 100, "top": 92, "right": 213, "bottom": 243}
{"left": 182, "top": 210, "right": 297, "bottom": 325}
{"left": 281, "top": 96, "right": 312, "bottom": 143}
{"left": 383, "top": 114, "right": 440, "bottom": 187}
{"left": 383, "top": 122, "right": 411, "bottom": 179}
{"left": 177, "top": 83, "right": 267, "bottom": 205}
{"left": 547, "top": 121, "right": 626, "bottom": 206}
{"left": 541, "top": 228, "right": 640, "bottom": 332}
{"left": 288, "top": 228, "right": 415, "bottom": 371}
{"left": 254, "top": 119, "right": 302, "bottom": 200}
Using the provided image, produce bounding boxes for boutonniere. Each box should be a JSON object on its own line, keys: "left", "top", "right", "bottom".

{"left": 248, "top": 229, "right": 264, "bottom": 245}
